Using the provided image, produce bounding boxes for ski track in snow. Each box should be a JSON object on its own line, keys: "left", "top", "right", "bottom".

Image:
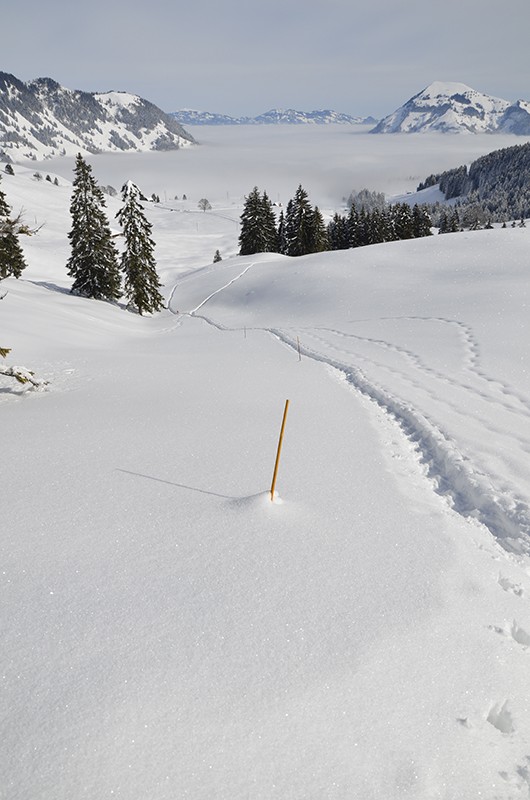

{"left": 187, "top": 263, "right": 256, "bottom": 315}
{"left": 301, "top": 329, "right": 530, "bottom": 446}
{"left": 271, "top": 327, "right": 530, "bottom": 558}
{"left": 167, "top": 269, "right": 530, "bottom": 558}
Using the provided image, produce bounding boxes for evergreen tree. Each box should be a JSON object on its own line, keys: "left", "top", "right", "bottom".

{"left": 116, "top": 182, "right": 164, "bottom": 315}
{"left": 0, "top": 177, "right": 27, "bottom": 279}
{"left": 412, "top": 204, "right": 433, "bottom": 238}
{"left": 239, "top": 186, "right": 263, "bottom": 255}
{"left": 277, "top": 210, "right": 286, "bottom": 254}
{"left": 238, "top": 187, "right": 278, "bottom": 255}
{"left": 327, "top": 212, "right": 350, "bottom": 250}
{"left": 392, "top": 203, "right": 414, "bottom": 240}
{"left": 356, "top": 207, "right": 370, "bottom": 247}
{"left": 379, "top": 207, "right": 396, "bottom": 242}
{"left": 284, "top": 185, "right": 314, "bottom": 256}
{"left": 368, "top": 208, "right": 385, "bottom": 244}
{"left": 309, "top": 206, "right": 329, "bottom": 252}
{"left": 448, "top": 208, "right": 460, "bottom": 232}
{"left": 261, "top": 191, "right": 279, "bottom": 253}
{"left": 438, "top": 210, "right": 449, "bottom": 234}
{"left": 66, "top": 154, "right": 121, "bottom": 301}
{"left": 347, "top": 204, "right": 360, "bottom": 248}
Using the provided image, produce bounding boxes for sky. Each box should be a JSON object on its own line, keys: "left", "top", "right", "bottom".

{"left": 4, "top": 0, "right": 530, "bottom": 117}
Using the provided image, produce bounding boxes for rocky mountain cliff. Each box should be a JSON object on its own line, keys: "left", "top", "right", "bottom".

{"left": 372, "top": 82, "right": 530, "bottom": 134}
{"left": 0, "top": 72, "right": 196, "bottom": 160}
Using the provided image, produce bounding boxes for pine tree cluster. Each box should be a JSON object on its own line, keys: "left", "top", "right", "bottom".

{"left": 66, "top": 154, "right": 164, "bottom": 314}
{"left": 239, "top": 184, "right": 433, "bottom": 257}
{"left": 417, "top": 142, "right": 530, "bottom": 223}
{"left": 328, "top": 202, "right": 433, "bottom": 250}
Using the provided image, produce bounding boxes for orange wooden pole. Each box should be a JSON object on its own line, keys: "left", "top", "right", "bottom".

{"left": 270, "top": 400, "right": 290, "bottom": 501}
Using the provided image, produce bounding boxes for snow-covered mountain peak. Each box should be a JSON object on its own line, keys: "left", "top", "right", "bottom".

{"left": 419, "top": 81, "right": 478, "bottom": 98}
{"left": 372, "top": 81, "right": 529, "bottom": 134}
{"left": 0, "top": 71, "right": 196, "bottom": 160}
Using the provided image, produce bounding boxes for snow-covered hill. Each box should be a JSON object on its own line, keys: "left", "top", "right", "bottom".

{"left": 170, "top": 107, "right": 376, "bottom": 125}
{"left": 372, "top": 81, "right": 530, "bottom": 134}
{"left": 0, "top": 72, "right": 196, "bottom": 160}
{"left": 3, "top": 143, "right": 530, "bottom": 798}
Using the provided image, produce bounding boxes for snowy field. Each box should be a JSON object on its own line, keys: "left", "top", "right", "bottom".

{"left": 3, "top": 127, "right": 530, "bottom": 799}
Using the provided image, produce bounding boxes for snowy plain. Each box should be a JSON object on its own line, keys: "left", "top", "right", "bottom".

{"left": 3, "top": 126, "right": 530, "bottom": 799}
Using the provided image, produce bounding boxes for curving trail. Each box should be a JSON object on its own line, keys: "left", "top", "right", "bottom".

{"left": 167, "top": 265, "right": 530, "bottom": 559}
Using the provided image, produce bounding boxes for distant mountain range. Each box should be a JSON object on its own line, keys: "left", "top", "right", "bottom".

{"left": 169, "top": 108, "right": 377, "bottom": 126}
{"left": 372, "top": 81, "right": 530, "bottom": 134}
{"left": 0, "top": 72, "right": 196, "bottom": 160}
{"left": 1, "top": 70, "right": 529, "bottom": 165}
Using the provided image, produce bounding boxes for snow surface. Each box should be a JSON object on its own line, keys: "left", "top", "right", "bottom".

{"left": 3, "top": 128, "right": 530, "bottom": 799}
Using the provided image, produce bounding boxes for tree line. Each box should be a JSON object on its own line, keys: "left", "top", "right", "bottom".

{"left": 238, "top": 185, "right": 433, "bottom": 256}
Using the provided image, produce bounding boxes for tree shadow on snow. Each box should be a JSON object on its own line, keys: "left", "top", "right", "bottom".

{"left": 27, "top": 281, "right": 72, "bottom": 295}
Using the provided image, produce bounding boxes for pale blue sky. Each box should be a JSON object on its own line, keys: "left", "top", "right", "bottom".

{"left": 5, "top": 0, "right": 530, "bottom": 117}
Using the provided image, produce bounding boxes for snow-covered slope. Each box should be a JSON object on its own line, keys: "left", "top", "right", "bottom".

{"left": 0, "top": 72, "right": 196, "bottom": 160}
{"left": 2, "top": 151, "right": 530, "bottom": 799}
{"left": 170, "top": 107, "right": 376, "bottom": 125}
{"left": 372, "top": 81, "right": 530, "bottom": 134}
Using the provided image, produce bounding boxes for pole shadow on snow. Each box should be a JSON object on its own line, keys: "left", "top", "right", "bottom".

{"left": 116, "top": 468, "right": 237, "bottom": 499}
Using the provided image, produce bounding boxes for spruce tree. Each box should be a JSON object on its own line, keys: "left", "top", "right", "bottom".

{"left": 392, "top": 203, "right": 414, "bottom": 240}
{"left": 438, "top": 210, "right": 449, "bottom": 234}
{"left": 448, "top": 209, "right": 460, "bottom": 232}
{"left": 261, "top": 191, "right": 279, "bottom": 252}
{"left": 356, "top": 207, "right": 370, "bottom": 247}
{"left": 116, "top": 182, "right": 164, "bottom": 315}
{"left": 238, "top": 187, "right": 278, "bottom": 255}
{"left": 309, "top": 206, "right": 329, "bottom": 252}
{"left": 239, "top": 186, "right": 265, "bottom": 255}
{"left": 284, "top": 185, "right": 314, "bottom": 256}
{"left": 66, "top": 153, "right": 121, "bottom": 301}
{"left": 0, "top": 177, "right": 27, "bottom": 279}
{"left": 412, "top": 204, "right": 433, "bottom": 238}
{"left": 347, "top": 204, "right": 360, "bottom": 248}
{"left": 380, "top": 208, "right": 395, "bottom": 242}
{"left": 327, "top": 213, "right": 350, "bottom": 250}
{"left": 277, "top": 210, "right": 287, "bottom": 254}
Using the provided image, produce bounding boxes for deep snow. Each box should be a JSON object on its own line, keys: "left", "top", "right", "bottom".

{"left": 2, "top": 129, "right": 530, "bottom": 799}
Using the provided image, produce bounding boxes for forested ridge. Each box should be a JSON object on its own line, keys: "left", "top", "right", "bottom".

{"left": 418, "top": 142, "right": 530, "bottom": 221}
